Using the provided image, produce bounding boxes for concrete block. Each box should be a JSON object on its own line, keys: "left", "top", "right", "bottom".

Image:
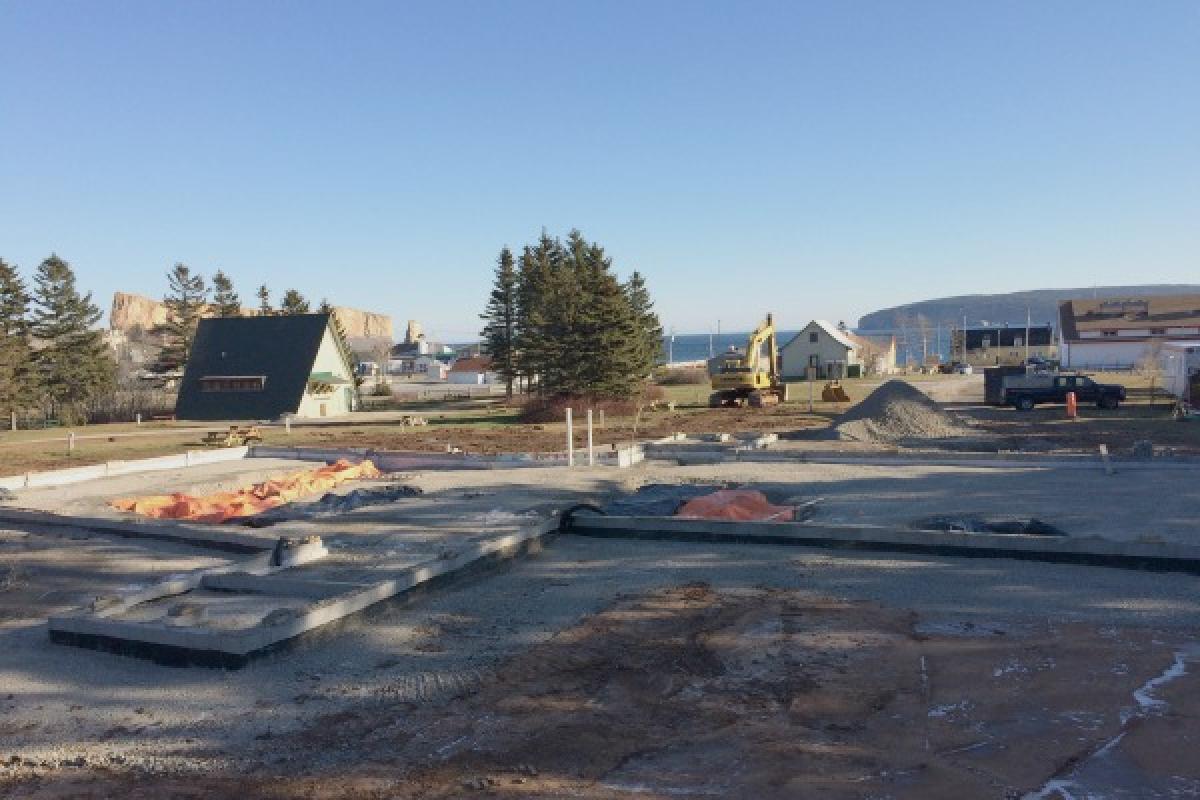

{"left": 104, "top": 453, "right": 189, "bottom": 476}
{"left": 0, "top": 506, "right": 277, "bottom": 552}
{"left": 0, "top": 474, "right": 27, "bottom": 491}
{"left": 24, "top": 464, "right": 107, "bottom": 488}
{"left": 200, "top": 572, "right": 368, "bottom": 599}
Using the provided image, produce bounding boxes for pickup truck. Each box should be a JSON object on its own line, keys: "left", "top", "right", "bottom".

{"left": 1002, "top": 373, "right": 1126, "bottom": 411}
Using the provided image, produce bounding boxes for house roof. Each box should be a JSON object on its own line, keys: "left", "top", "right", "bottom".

{"left": 1059, "top": 295, "right": 1200, "bottom": 341}
{"left": 783, "top": 320, "right": 859, "bottom": 352}
{"left": 449, "top": 355, "right": 493, "bottom": 373}
{"left": 176, "top": 313, "right": 350, "bottom": 420}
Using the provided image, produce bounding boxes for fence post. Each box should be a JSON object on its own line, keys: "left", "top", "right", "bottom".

{"left": 587, "top": 409, "right": 595, "bottom": 466}
{"left": 599, "top": 409, "right": 605, "bottom": 430}
{"left": 565, "top": 407, "right": 574, "bottom": 467}
{"left": 135, "top": 412, "right": 141, "bottom": 426}
{"left": 9, "top": 411, "right": 15, "bottom": 432}
{"left": 67, "top": 431, "right": 75, "bottom": 456}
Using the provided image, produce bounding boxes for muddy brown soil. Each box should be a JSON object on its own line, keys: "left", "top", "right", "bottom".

{"left": 10, "top": 584, "right": 1197, "bottom": 799}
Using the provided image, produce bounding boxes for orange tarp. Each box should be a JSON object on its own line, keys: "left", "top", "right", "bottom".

{"left": 110, "top": 459, "right": 382, "bottom": 524}
{"left": 675, "top": 489, "right": 795, "bottom": 522}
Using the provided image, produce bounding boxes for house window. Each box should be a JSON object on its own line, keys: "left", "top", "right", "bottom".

{"left": 809, "top": 332, "right": 818, "bottom": 343}
{"left": 1101, "top": 330, "right": 1118, "bottom": 337}
{"left": 199, "top": 376, "right": 266, "bottom": 392}
{"left": 1151, "top": 328, "right": 1166, "bottom": 335}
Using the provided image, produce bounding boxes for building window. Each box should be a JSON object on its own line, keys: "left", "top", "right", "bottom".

{"left": 1151, "top": 328, "right": 1166, "bottom": 335}
{"left": 809, "top": 332, "right": 818, "bottom": 343}
{"left": 199, "top": 376, "right": 266, "bottom": 392}
{"left": 1101, "top": 330, "right": 1118, "bottom": 337}
{"left": 981, "top": 336, "right": 991, "bottom": 348}
{"left": 1014, "top": 337, "right": 1023, "bottom": 348}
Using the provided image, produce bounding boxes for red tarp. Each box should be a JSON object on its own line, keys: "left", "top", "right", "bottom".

{"left": 110, "top": 459, "right": 382, "bottom": 524}
{"left": 675, "top": 489, "right": 795, "bottom": 522}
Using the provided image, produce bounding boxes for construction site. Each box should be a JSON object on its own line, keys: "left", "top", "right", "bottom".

{"left": 1, "top": 374, "right": 1198, "bottom": 799}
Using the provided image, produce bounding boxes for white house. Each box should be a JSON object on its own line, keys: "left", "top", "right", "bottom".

{"left": 780, "top": 320, "right": 895, "bottom": 379}
{"left": 1059, "top": 296, "right": 1200, "bottom": 369}
{"left": 447, "top": 356, "right": 497, "bottom": 385}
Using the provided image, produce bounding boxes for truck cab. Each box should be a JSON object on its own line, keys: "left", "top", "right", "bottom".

{"left": 1002, "top": 372, "right": 1126, "bottom": 411}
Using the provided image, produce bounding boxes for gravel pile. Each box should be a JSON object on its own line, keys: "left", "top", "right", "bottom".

{"left": 833, "top": 381, "right": 970, "bottom": 442}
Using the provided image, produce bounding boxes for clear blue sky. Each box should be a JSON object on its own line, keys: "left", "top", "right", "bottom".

{"left": 1, "top": 1, "right": 1197, "bottom": 339}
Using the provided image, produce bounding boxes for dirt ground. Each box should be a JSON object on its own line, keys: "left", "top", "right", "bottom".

{"left": 5, "top": 375, "right": 1198, "bottom": 476}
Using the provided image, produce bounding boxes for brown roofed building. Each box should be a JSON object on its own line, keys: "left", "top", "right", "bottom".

{"left": 1058, "top": 294, "right": 1200, "bottom": 369}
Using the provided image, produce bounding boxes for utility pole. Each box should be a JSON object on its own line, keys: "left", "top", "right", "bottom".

{"left": 1025, "top": 307, "right": 1031, "bottom": 364}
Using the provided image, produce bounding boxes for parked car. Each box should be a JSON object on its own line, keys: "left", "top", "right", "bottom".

{"left": 1001, "top": 373, "right": 1126, "bottom": 411}
{"left": 953, "top": 363, "right": 973, "bottom": 375}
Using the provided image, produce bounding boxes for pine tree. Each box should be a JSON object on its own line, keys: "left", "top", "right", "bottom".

{"left": 0, "top": 259, "right": 36, "bottom": 424}
{"left": 479, "top": 247, "right": 519, "bottom": 398}
{"left": 256, "top": 285, "right": 273, "bottom": 315}
{"left": 29, "top": 254, "right": 115, "bottom": 423}
{"left": 280, "top": 289, "right": 310, "bottom": 315}
{"left": 212, "top": 270, "right": 241, "bottom": 317}
{"left": 156, "top": 263, "right": 207, "bottom": 371}
{"left": 623, "top": 270, "right": 663, "bottom": 380}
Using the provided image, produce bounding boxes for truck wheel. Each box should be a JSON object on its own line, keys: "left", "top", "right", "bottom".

{"left": 1014, "top": 396, "right": 1035, "bottom": 411}
{"left": 708, "top": 392, "right": 724, "bottom": 408}
{"left": 1099, "top": 395, "right": 1119, "bottom": 410}
{"left": 748, "top": 391, "right": 764, "bottom": 408}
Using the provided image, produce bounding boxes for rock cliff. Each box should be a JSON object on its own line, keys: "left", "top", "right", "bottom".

{"left": 109, "top": 292, "right": 393, "bottom": 339}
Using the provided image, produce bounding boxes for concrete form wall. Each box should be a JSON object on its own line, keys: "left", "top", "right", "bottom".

{"left": 0, "top": 447, "right": 250, "bottom": 491}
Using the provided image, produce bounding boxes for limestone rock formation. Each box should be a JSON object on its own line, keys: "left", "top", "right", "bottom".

{"left": 109, "top": 292, "right": 393, "bottom": 339}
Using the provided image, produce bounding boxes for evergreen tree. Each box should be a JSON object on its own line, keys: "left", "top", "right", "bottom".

{"left": 29, "top": 254, "right": 115, "bottom": 423}
{"left": 211, "top": 270, "right": 241, "bottom": 317}
{"left": 503, "top": 230, "right": 657, "bottom": 399}
{"left": 0, "top": 259, "right": 36, "bottom": 423}
{"left": 280, "top": 289, "right": 310, "bottom": 314}
{"left": 156, "top": 263, "right": 207, "bottom": 371}
{"left": 479, "top": 247, "right": 519, "bottom": 397}
{"left": 623, "top": 270, "right": 663, "bottom": 380}
{"left": 256, "top": 285, "right": 273, "bottom": 315}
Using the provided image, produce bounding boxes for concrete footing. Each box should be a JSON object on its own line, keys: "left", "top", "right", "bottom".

{"left": 47, "top": 517, "right": 560, "bottom": 668}
{"left": 567, "top": 514, "right": 1200, "bottom": 575}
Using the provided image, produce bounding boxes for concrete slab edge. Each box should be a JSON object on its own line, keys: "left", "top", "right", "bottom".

{"left": 568, "top": 515, "right": 1200, "bottom": 575}
{"left": 645, "top": 449, "right": 1200, "bottom": 470}
{"left": 0, "top": 506, "right": 276, "bottom": 553}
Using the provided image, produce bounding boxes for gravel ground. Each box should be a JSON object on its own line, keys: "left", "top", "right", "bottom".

{"left": 2, "top": 455, "right": 1199, "bottom": 797}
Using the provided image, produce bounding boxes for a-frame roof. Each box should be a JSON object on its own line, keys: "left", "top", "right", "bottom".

{"left": 176, "top": 313, "right": 349, "bottom": 421}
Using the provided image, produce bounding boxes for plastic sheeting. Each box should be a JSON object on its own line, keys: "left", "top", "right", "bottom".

{"left": 675, "top": 489, "right": 795, "bottom": 522}
{"left": 110, "top": 459, "right": 382, "bottom": 524}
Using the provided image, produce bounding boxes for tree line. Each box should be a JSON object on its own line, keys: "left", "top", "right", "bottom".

{"left": 0, "top": 255, "right": 115, "bottom": 425}
{"left": 480, "top": 230, "right": 662, "bottom": 399}
{"left": 0, "top": 255, "right": 351, "bottom": 426}
{"left": 154, "top": 264, "right": 341, "bottom": 372}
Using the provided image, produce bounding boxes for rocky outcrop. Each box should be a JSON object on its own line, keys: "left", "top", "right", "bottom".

{"left": 332, "top": 306, "right": 393, "bottom": 339}
{"left": 109, "top": 292, "right": 393, "bottom": 339}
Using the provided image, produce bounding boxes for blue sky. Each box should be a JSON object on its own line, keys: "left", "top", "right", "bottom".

{"left": 1, "top": 1, "right": 1197, "bottom": 339}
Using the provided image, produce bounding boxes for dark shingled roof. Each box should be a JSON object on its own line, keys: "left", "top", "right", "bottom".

{"left": 176, "top": 313, "right": 349, "bottom": 421}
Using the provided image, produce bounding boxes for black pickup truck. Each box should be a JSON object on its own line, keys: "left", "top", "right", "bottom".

{"left": 1002, "top": 373, "right": 1126, "bottom": 411}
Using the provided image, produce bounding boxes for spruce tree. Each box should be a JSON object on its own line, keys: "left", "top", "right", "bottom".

{"left": 156, "top": 263, "right": 207, "bottom": 371}
{"left": 623, "top": 270, "right": 663, "bottom": 379}
{"left": 0, "top": 259, "right": 36, "bottom": 424}
{"left": 479, "top": 247, "right": 519, "bottom": 398}
{"left": 211, "top": 270, "right": 241, "bottom": 317}
{"left": 256, "top": 285, "right": 273, "bottom": 315}
{"left": 280, "top": 289, "right": 310, "bottom": 315}
{"left": 29, "top": 254, "right": 115, "bottom": 423}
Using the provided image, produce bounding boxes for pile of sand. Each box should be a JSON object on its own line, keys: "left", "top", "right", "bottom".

{"left": 832, "top": 381, "right": 970, "bottom": 442}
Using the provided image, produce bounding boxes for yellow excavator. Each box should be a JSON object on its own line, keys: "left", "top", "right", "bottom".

{"left": 709, "top": 313, "right": 789, "bottom": 408}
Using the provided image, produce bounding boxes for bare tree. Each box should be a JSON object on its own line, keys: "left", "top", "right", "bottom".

{"left": 1138, "top": 339, "right": 1166, "bottom": 408}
